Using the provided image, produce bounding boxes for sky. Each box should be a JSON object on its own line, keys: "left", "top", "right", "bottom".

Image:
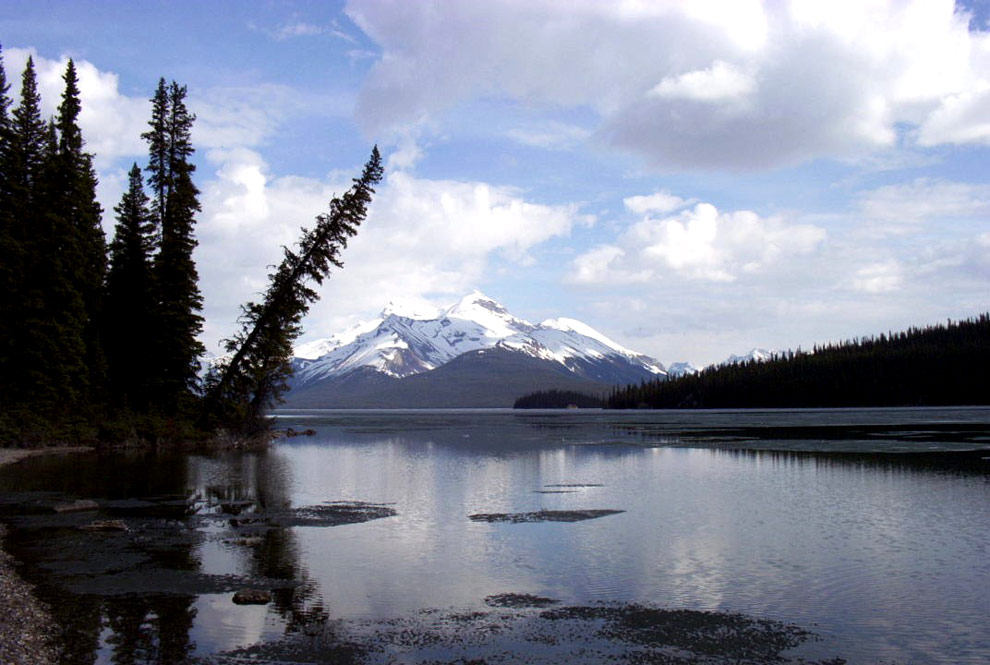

{"left": 3, "top": 0, "right": 990, "bottom": 367}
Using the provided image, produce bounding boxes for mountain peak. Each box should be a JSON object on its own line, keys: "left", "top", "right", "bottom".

{"left": 290, "top": 292, "right": 666, "bottom": 400}
{"left": 722, "top": 348, "right": 775, "bottom": 365}
{"left": 380, "top": 298, "right": 440, "bottom": 320}
{"left": 446, "top": 290, "right": 508, "bottom": 317}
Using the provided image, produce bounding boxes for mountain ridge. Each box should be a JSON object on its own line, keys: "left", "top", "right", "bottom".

{"left": 284, "top": 291, "right": 666, "bottom": 408}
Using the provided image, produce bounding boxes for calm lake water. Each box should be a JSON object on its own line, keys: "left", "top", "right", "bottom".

{"left": 0, "top": 407, "right": 988, "bottom": 664}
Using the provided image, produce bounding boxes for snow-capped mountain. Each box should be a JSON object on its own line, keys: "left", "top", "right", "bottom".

{"left": 285, "top": 291, "right": 666, "bottom": 408}
{"left": 721, "top": 348, "right": 776, "bottom": 366}
{"left": 666, "top": 361, "right": 700, "bottom": 377}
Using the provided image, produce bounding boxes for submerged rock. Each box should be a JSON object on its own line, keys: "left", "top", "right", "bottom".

{"left": 469, "top": 509, "right": 624, "bottom": 523}
{"left": 485, "top": 592, "right": 560, "bottom": 608}
{"left": 78, "top": 520, "right": 128, "bottom": 532}
{"left": 232, "top": 588, "right": 272, "bottom": 605}
{"left": 52, "top": 499, "right": 99, "bottom": 513}
{"left": 274, "top": 502, "right": 397, "bottom": 528}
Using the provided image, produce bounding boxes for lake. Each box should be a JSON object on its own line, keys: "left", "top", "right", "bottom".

{"left": 0, "top": 407, "right": 988, "bottom": 664}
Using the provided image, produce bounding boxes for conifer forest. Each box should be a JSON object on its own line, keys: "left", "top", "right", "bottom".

{"left": 0, "top": 46, "right": 382, "bottom": 446}
{"left": 607, "top": 315, "right": 990, "bottom": 409}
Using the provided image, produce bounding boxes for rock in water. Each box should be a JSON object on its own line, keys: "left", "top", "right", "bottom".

{"left": 78, "top": 520, "right": 128, "bottom": 532}
{"left": 233, "top": 588, "right": 272, "bottom": 605}
{"left": 52, "top": 499, "right": 99, "bottom": 513}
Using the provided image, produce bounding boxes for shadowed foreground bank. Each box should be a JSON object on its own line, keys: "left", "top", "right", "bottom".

{"left": 0, "top": 449, "right": 87, "bottom": 665}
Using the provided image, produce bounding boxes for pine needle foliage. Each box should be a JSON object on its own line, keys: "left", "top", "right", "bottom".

{"left": 205, "top": 147, "right": 384, "bottom": 435}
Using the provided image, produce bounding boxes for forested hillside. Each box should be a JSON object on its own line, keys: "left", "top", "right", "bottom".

{"left": 608, "top": 315, "right": 990, "bottom": 409}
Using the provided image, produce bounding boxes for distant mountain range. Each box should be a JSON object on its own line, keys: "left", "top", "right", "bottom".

{"left": 284, "top": 291, "right": 666, "bottom": 408}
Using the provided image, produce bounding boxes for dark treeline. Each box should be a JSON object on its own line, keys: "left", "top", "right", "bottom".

{"left": 0, "top": 46, "right": 382, "bottom": 445}
{"left": 0, "top": 47, "right": 205, "bottom": 445}
{"left": 514, "top": 390, "right": 604, "bottom": 409}
{"left": 608, "top": 315, "right": 990, "bottom": 409}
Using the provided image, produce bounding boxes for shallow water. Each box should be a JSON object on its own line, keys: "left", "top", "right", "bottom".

{"left": 1, "top": 407, "right": 988, "bottom": 664}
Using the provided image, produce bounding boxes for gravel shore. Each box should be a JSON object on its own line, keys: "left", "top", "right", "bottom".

{"left": 0, "top": 447, "right": 91, "bottom": 665}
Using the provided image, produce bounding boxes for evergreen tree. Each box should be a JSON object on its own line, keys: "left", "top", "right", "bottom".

{"left": 105, "top": 164, "right": 157, "bottom": 409}
{"left": 142, "top": 78, "right": 169, "bottom": 233}
{"left": 206, "top": 147, "right": 383, "bottom": 434}
{"left": 0, "top": 44, "right": 8, "bottom": 125}
{"left": 143, "top": 80, "right": 204, "bottom": 413}
{"left": 51, "top": 59, "right": 108, "bottom": 402}
{"left": 7, "top": 57, "right": 45, "bottom": 199}
{"left": 3, "top": 58, "right": 92, "bottom": 424}
{"left": 0, "top": 44, "right": 15, "bottom": 408}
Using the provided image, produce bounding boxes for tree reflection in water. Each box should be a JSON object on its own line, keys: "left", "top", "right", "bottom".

{"left": 0, "top": 447, "right": 324, "bottom": 664}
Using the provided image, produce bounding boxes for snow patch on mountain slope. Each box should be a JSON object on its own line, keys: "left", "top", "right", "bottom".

{"left": 293, "top": 291, "right": 666, "bottom": 384}
{"left": 722, "top": 348, "right": 775, "bottom": 365}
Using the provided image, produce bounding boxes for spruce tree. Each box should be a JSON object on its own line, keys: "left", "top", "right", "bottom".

{"left": 142, "top": 78, "right": 169, "bottom": 232}
{"left": 7, "top": 57, "right": 45, "bottom": 199}
{"left": 5, "top": 58, "right": 92, "bottom": 423}
{"left": 105, "top": 164, "right": 156, "bottom": 409}
{"left": 0, "top": 44, "right": 15, "bottom": 409}
{"left": 143, "top": 80, "right": 204, "bottom": 414}
{"left": 52, "top": 59, "right": 108, "bottom": 403}
{"left": 206, "top": 147, "right": 383, "bottom": 434}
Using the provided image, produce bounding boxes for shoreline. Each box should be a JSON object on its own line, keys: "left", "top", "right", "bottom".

{"left": 0, "top": 446, "right": 92, "bottom": 665}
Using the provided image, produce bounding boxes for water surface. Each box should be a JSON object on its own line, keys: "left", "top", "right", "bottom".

{"left": 0, "top": 407, "right": 987, "bottom": 664}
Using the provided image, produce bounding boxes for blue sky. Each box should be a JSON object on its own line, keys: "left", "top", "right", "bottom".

{"left": 3, "top": 0, "right": 990, "bottom": 366}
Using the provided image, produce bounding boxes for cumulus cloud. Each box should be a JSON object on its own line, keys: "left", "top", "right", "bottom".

{"left": 295, "top": 169, "right": 593, "bottom": 338}
{"left": 567, "top": 201, "right": 825, "bottom": 285}
{"left": 851, "top": 260, "right": 904, "bottom": 293}
{"left": 917, "top": 85, "right": 990, "bottom": 145}
{"left": 346, "top": 0, "right": 990, "bottom": 169}
{"left": 197, "top": 148, "right": 590, "bottom": 348}
{"left": 4, "top": 47, "right": 148, "bottom": 168}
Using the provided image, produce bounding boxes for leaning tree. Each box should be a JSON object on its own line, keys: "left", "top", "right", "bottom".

{"left": 205, "top": 146, "right": 383, "bottom": 435}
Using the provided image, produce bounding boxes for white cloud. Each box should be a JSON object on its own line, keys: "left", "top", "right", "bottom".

{"left": 505, "top": 121, "right": 591, "bottom": 150}
{"left": 916, "top": 85, "right": 990, "bottom": 146}
{"left": 385, "top": 133, "right": 423, "bottom": 171}
{"left": 5, "top": 47, "right": 148, "bottom": 168}
{"left": 858, "top": 178, "right": 990, "bottom": 230}
{"left": 623, "top": 191, "right": 692, "bottom": 215}
{"left": 346, "top": 0, "right": 990, "bottom": 170}
{"left": 568, "top": 201, "right": 826, "bottom": 285}
{"left": 196, "top": 147, "right": 590, "bottom": 348}
{"left": 648, "top": 60, "right": 754, "bottom": 102}
{"left": 192, "top": 84, "right": 315, "bottom": 150}
{"left": 851, "top": 259, "right": 904, "bottom": 293}
{"left": 300, "top": 170, "right": 592, "bottom": 338}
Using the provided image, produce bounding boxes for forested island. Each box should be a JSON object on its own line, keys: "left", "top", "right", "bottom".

{"left": 606, "top": 315, "right": 990, "bottom": 409}
{"left": 513, "top": 389, "right": 605, "bottom": 409}
{"left": 0, "top": 47, "right": 382, "bottom": 447}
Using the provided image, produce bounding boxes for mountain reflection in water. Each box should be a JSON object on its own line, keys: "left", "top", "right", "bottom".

{"left": 0, "top": 407, "right": 986, "bottom": 664}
